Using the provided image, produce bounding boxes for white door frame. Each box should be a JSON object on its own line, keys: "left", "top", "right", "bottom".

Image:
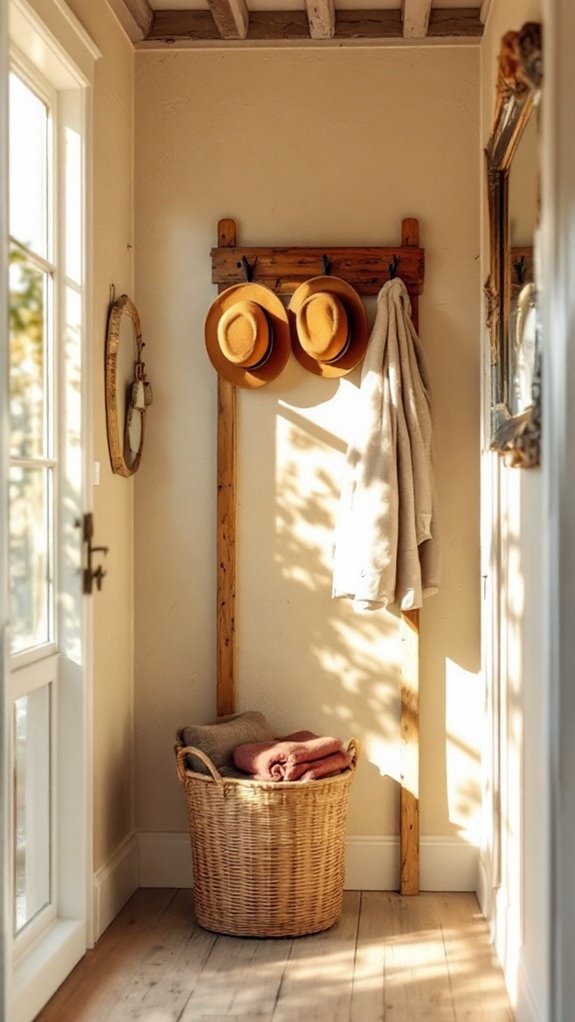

{"left": 541, "top": 1, "right": 575, "bottom": 1019}
{"left": 3, "top": 1, "right": 99, "bottom": 1017}
{"left": 0, "top": 0, "right": 11, "bottom": 1018}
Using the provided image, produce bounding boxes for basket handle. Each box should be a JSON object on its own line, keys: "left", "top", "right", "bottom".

{"left": 346, "top": 737, "right": 360, "bottom": 770}
{"left": 174, "top": 743, "right": 225, "bottom": 789}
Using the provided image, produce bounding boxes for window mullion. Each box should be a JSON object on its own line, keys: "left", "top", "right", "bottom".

{"left": 9, "top": 240, "right": 56, "bottom": 277}
{"left": 9, "top": 458, "right": 57, "bottom": 471}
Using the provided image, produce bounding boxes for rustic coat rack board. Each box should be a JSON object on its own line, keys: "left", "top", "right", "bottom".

{"left": 211, "top": 217, "right": 425, "bottom": 896}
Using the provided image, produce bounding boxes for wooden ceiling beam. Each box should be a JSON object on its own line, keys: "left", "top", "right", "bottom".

{"left": 207, "top": 0, "right": 249, "bottom": 39}
{"left": 401, "top": 0, "right": 432, "bottom": 38}
{"left": 305, "top": 0, "right": 336, "bottom": 40}
{"left": 107, "top": 0, "right": 153, "bottom": 42}
{"left": 427, "top": 8, "right": 481, "bottom": 36}
{"left": 141, "top": 8, "right": 483, "bottom": 45}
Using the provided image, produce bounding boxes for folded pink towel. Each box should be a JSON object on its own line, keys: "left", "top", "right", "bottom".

{"left": 233, "top": 732, "right": 351, "bottom": 781}
{"left": 298, "top": 750, "right": 353, "bottom": 781}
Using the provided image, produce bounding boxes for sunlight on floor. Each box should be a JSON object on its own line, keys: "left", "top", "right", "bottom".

{"left": 36, "top": 890, "right": 513, "bottom": 1022}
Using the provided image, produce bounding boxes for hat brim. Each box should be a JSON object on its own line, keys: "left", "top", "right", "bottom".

{"left": 205, "top": 283, "right": 291, "bottom": 389}
{"left": 288, "top": 276, "right": 369, "bottom": 378}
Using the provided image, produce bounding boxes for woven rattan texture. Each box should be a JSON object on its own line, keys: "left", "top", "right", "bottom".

{"left": 175, "top": 739, "right": 358, "bottom": 937}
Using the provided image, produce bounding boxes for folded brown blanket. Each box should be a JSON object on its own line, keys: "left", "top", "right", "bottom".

{"left": 177, "top": 711, "right": 274, "bottom": 775}
{"left": 233, "top": 732, "right": 351, "bottom": 781}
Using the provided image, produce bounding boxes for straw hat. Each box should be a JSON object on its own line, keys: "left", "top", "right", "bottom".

{"left": 288, "top": 276, "right": 368, "bottom": 377}
{"left": 205, "top": 282, "right": 291, "bottom": 389}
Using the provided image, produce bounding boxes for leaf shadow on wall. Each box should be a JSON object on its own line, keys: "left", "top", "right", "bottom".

{"left": 239, "top": 351, "right": 481, "bottom": 839}
{"left": 239, "top": 381, "right": 402, "bottom": 835}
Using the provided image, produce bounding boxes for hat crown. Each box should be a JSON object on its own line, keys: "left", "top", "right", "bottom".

{"left": 217, "top": 299, "right": 270, "bottom": 368}
{"left": 288, "top": 275, "right": 369, "bottom": 378}
{"left": 297, "top": 292, "right": 349, "bottom": 363}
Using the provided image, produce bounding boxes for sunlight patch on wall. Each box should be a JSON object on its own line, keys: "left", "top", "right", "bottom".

{"left": 272, "top": 400, "right": 401, "bottom": 790}
{"left": 446, "top": 658, "right": 481, "bottom": 843}
{"left": 275, "top": 410, "right": 340, "bottom": 586}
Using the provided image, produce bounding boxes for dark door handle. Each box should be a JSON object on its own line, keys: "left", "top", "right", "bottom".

{"left": 82, "top": 514, "right": 109, "bottom": 594}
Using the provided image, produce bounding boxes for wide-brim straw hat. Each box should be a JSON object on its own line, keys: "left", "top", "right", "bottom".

{"left": 205, "top": 282, "right": 291, "bottom": 389}
{"left": 288, "top": 276, "right": 369, "bottom": 378}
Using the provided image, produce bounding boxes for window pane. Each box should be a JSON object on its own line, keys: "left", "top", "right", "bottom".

{"left": 9, "top": 73, "right": 49, "bottom": 258}
{"left": 9, "top": 466, "right": 52, "bottom": 655}
{"left": 9, "top": 249, "right": 48, "bottom": 459}
{"left": 14, "top": 686, "right": 52, "bottom": 933}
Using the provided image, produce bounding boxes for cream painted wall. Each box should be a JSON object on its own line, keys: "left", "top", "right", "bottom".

{"left": 480, "top": 1, "right": 548, "bottom": 1018}
{"left": 64, "top": 0, "right": 136, "bottom": 871}
{"left": 134, "top": 45, "right": 481, "bottom": 862}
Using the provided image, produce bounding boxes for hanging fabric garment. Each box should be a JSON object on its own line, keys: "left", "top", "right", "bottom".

{"left": 332, "top": 277, "right": 440, "bottom": 612}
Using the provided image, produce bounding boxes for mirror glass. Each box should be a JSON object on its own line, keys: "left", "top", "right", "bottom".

{"left": 507, "top": 116, "right": 539, "bottom": 417}
{"left": 116, "top": 313, "right": 143, "bottom": 471}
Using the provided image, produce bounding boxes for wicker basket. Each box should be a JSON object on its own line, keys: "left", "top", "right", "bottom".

{"left": 174, "top": 737, "right": 359, "bottom": 938}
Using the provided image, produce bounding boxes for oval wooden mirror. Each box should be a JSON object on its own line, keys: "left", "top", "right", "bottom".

{"left": 105, "top": 294, "right": 151, "bottom": 477}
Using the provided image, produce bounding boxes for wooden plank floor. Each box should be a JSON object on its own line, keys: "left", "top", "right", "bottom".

{"left": 36, "top": 890, "right": 513, "bottom": 1021}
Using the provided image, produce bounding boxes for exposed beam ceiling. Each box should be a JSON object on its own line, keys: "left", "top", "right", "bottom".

{"left": 305, "top": 0, "right": 336, "bottom": 40}
{"left": 108, "top": 0, "right": 153, "bottom": 41}
{"left": 109, "top": 1, "right": 483, "bottom": 46}
{"left": 401, "top": 0, "right": 432, "bottom": 38}
{"left": 207, "top": 0, "right": 249, "bottom": 38}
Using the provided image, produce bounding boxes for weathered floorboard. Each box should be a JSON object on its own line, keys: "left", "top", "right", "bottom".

{"left": 36, "top": 889, "right": 177, "bottom": 1022}
{"left": 36, "top": 889, "right": 513, "bottom": 1022}
{"left": 105, "top": 889, "right": 217, "bottom": 1021}
{"left": 272, "top": 892, "right": 361, "bottom": 1021}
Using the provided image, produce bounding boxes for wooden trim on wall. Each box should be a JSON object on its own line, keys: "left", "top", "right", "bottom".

{"left": 216, "top": 219, "right": 238, "bottom": 717}
{"left": 211, "top": 243, "right": 425, "bottom": 296}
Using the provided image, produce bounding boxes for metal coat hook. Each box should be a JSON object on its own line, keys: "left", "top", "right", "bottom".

{"left": 513, "top": 256, "right": 526, "bottom": 285}
{"left": 241, "top": 255, "right": 255, "bottom": 282}
{"left": 322, "top": 254, "right": 331, "bottom": 276}
{"left": 389, "top": 255, "right": 400, "bottom": 280}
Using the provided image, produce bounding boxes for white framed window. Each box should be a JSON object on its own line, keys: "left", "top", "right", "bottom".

{"left": 9, "top": 58, "right": 58, "bottom": 667}
{"left": 9, "top": 61, "right": 58, "bottom": 949}
{"left": 5, "top": 2, "right": 99, "bottom": 1020}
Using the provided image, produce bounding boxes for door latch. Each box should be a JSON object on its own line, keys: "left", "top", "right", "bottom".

{"left": 82, "top": 513, "right": 109, "bottom": 594}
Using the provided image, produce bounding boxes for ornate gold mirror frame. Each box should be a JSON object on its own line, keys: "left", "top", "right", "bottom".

{"left": 105, "top": 293, "right": 151, "bottom": 477}
{"left": 485, "top": 22, "right": 543, "bottom": 467}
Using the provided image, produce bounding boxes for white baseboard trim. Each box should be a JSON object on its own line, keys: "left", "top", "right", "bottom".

{"left": 418, "top": 836, "right": 479, "bottom": 892}
{"left": 476, "top": 856, "right": 491, "bottom": 918}
{"left": 345, "top": 835, "right": 399, "bottom": 890}
{"left": 93, "top": 831, "right": 139, "bottom": 939}
{"left": 139, "top": 832, "right": 478, "bottom": 892}
{"left": 516, "top": 953, "right": 545, "bottom": 1022}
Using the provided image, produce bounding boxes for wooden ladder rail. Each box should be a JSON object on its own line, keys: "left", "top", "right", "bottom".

{"left": 214, "top": 217, "right": 423, "bottom": 893}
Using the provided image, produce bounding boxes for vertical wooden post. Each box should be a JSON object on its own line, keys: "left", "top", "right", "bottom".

{"left": 216, "top": 218, "right": 237, "bottom": 717}
{"left": 400, "top": 608, "right": 420, "bottom": 894}
{"left": 400, "top": 216, "right": 420, "bottom": 895}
